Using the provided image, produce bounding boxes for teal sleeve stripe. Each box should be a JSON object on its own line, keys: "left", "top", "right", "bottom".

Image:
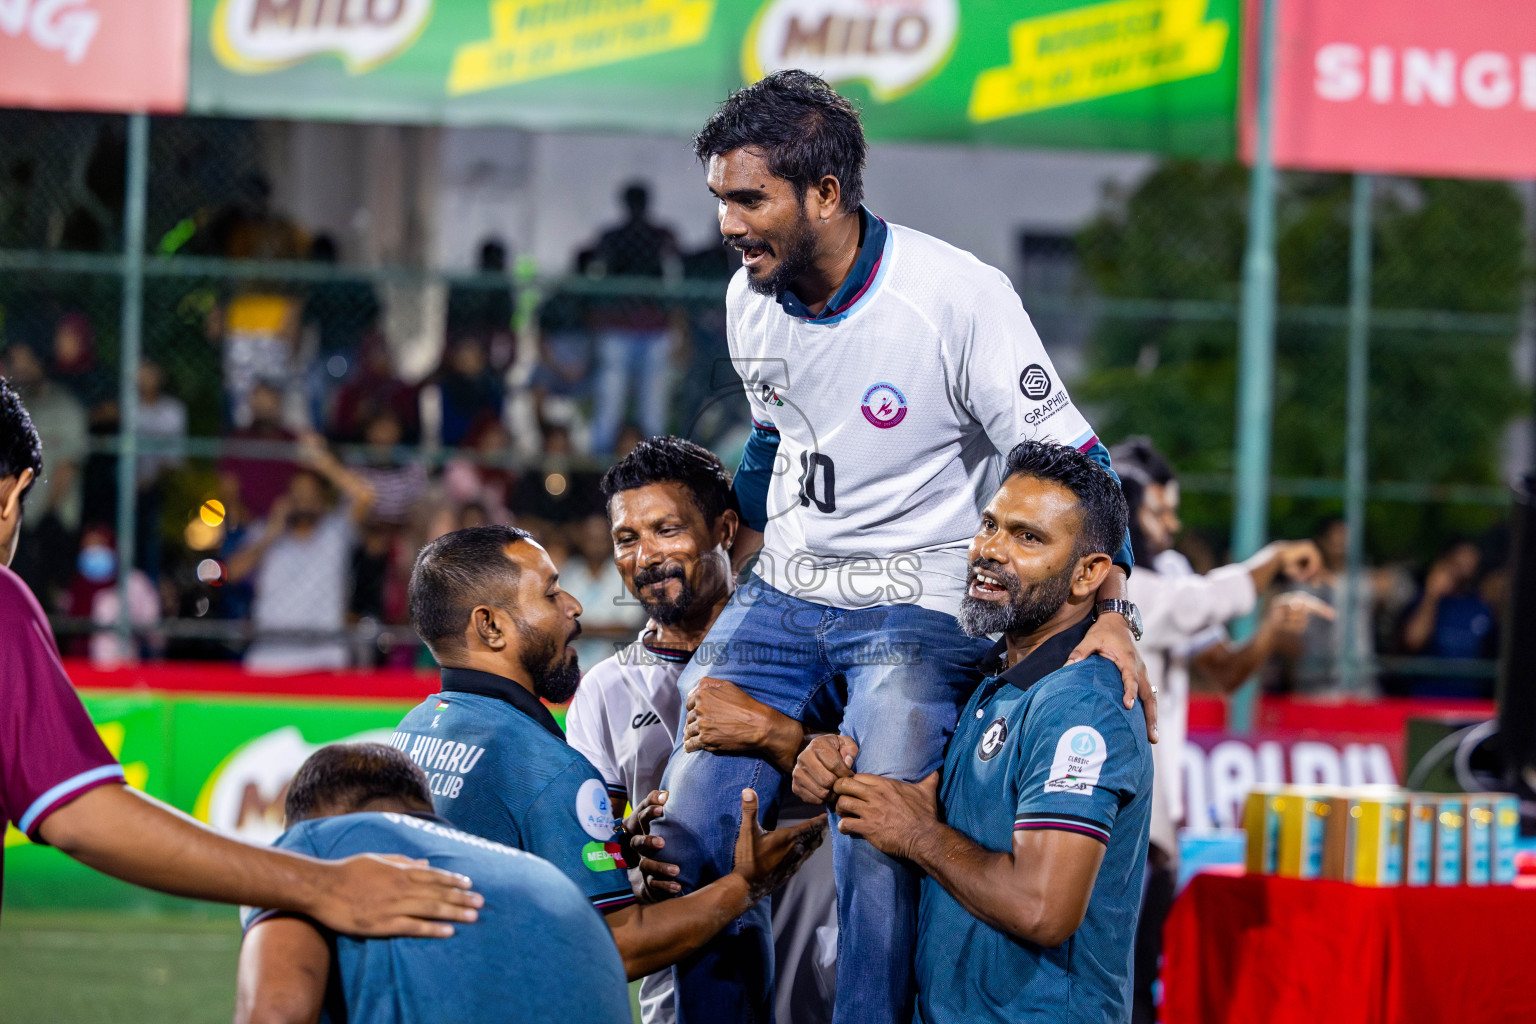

{"left": 1083, "top": 441, "right": 1135, "bottom": 575}
{"left": 733, "top": 423, "right": 780, "bottom": 532}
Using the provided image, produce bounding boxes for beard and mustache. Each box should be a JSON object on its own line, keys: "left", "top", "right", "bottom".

{"left": 631, "top": 562, "right": 696, "bottom": 626}
{"left": 518, "top": 618, "right": 583, "bottom": 704}
{"left": 730, "top": 209, "right": 820, "bottom": 299}
{"left": 957, "top": 557, "right": 1077, "bottom": 639}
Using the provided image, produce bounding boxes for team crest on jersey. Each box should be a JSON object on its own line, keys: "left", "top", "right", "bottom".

{"left": 978, "top": 717, "right": 1009, "bottom": 761}
{"left": 861, "top": 382, "right": 907, "bottom": 429}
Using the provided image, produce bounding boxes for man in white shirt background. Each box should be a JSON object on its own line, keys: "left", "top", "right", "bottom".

{"left": 565, "top": 436, "right": 837, "bottom": 1024}
{"left": 1109, "top": 438, "right": 1332, "bottom": 1024}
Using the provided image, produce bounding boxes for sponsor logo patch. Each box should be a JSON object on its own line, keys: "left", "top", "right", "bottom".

{"left": 1044, "top": 725, "right": 1107, "bottom": 795}
{"left": 631, "top": 711, "right": 662, "bottom": 730}
{"left": 861, "top": 382, "right": 908, "bottom": 429}
{"left": 1019, "top": 364, "right": 1053, "bottom": 401}
{"left": 582, "top": 840, "right": 628, "bottom": 872}
{"left": 576, "top": 777, "right": 618, "bottom": 840}
{"left": 977, "top": 717, "right": 1009, "bottom": 761}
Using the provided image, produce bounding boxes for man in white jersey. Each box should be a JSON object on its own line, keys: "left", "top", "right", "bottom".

{"left": 567, "top": 437, "right": 838, "bottom": 1024}
{"left": 652, "top": 72, "right": 1155, "bottom": 1024}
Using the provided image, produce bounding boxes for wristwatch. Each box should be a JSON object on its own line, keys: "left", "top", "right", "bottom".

{"left": 1097, "top": 598, "right": 1143, "bottom": 642}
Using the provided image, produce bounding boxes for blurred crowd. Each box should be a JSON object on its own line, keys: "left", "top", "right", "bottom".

{"left": 0, "top": 179, "right": 1510, "bottom": 695}
{"left": 1, "top": 179, "right": 745, "bottom": 672}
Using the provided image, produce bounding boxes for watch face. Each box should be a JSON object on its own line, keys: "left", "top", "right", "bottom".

{"left": 1128, "top": 603, "right": 1143, "bottom": 640}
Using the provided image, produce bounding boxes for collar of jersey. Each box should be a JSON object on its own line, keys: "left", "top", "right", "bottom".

{"left": 776, "top": 206, "right": 891, "bottom": 325}
{"left": 641, "top": 630, "right": 694, "bottom": 664}
{"left": 438, "top": 666, "right": 566, "bottom": 742}
{"left": 986, "top": 614, "right": 1096, "bottom": 693}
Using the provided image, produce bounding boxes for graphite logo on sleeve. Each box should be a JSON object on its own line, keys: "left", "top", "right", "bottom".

{"left": 1019, "top": 364, "right": 1052, "bottom": 400}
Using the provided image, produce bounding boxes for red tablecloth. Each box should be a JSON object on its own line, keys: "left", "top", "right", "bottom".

{"left": 1162, "top": 874, "right": 1536, "bottom": 1024}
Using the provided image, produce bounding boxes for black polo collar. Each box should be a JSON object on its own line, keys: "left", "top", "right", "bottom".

{"left": 439, "top": 666, "right": 565, "bottom": 742}
{"left": 992, "top": 614, "right": 1097, "bottom": 693}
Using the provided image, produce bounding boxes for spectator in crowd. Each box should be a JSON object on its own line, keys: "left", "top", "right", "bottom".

{"left": 64, "top": 525, "right": 160, "bottom": 666}
{"left": 1397, "top": 539, "right": 1498, "bottom": 698}
{"left": 302, "top": 234, "right": 380, "bottom": 427}
{"left": 1268, "top": 516, "right": 1393, "bottom": 695}
{"left": 510, "top": 423, "right": 601, "bottom": 533}
{"left": 226, "top": 433, "right": 375, "bottom": 671}
{"left": 3, "top": 338, "right": 87, "bottom": 608}
{"left": 220, "top": 381, "right": 297, "bottom": 518}
{"left": 447, "top": 238, "right": 517, "bottom": 374}
{"left": 347, "top": 410, "right": 430, "bottom": 661}
{"left": 351, "top": 409, "right": 429, "bottom": 528}
{"left": 133, "top": 360, "right": 187, "bottom": 579}
{"left": 1111, "top": 439, "right": 1330, "bottom": 1024}
{"left": 209, "top": 175, "right": 308, "bottom": 430}
{"left": 46, "top": 309, "right": 123, "bottom": 537}
{"left": 527, "top": 283, "right": 594, "bottom": 434}
{"left": 330, "top": 333, "right": 420, "bottom": 445}
{"left": 428, "top": 419, "right": 517, "bottom": 544}
{"left": 559, "top": 511, "right": 646, "bottom": 668}
{"left": 50, "top": 311, "right": 114, "bottom": 413}
{"left": 213, "top": 469, "right": 259, "bottom": 628}
{"left": 433, "top": 337, "right": 504, "bottom": 449}
{"left": 587, "top": 183, "right": 680, "bottom": 454}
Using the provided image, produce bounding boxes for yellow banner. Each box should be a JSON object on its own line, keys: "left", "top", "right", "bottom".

{"left": 449, "top": 0, "right": 716, "bottom": 95}
{"left": 968, "top": 0, "right": 1228, "bottom": 122}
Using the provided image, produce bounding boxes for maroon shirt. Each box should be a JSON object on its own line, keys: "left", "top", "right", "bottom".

{"left": 0, "top": 564, "right": 123, "bottom": 901}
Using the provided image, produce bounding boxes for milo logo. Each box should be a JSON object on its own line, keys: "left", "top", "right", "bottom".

{"left": 212, "top": 0, "right": 434, "bottom": 74}
{"left": 744, "top": 0, "right": 959, "bottom": 102}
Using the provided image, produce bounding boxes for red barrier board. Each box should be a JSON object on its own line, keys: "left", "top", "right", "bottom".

{"left": 1241, "top": 0, "right": 1536, "bottom": 179}
{"left": 0, "top": 0, "right": 187, "bottom": 113}
{"left": 1164, "top": 873, "right": 1536, "bottom": 1024}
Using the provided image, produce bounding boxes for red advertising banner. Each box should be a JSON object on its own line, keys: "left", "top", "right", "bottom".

{"left": 0, "top": 0, "right": 187, "bottom": 113}
{"left": 1241, "top": 0, "right": 1536, "bottom": 178}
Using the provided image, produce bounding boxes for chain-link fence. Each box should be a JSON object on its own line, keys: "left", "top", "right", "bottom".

{"left": 0, "top": 110, "right": 1527, "bottom": 696}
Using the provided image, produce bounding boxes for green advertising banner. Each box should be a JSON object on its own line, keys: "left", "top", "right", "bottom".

{"left": 2, "top": 692, "right": 420, "bottom": 912}
{"left": 189, "top": 0, "right": 1239, "bottom": 155}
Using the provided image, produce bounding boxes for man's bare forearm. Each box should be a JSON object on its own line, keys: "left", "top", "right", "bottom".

{"left": 1095, "top": 566, "right": 1127, "bottom": 603}
{"left": 607, "top": 873, "right": 755, "bottom": 979}
{"left": 905, "top": 825, "right": 1045, "bottom": 941}
{"left": 760, "top": 713, "right": 806, "bottom": 775}
{"left": 40, "top": 785, "right": 329, "bottom": 911}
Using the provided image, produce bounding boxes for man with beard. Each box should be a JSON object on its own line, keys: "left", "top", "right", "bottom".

{"left": 566, "top": 436, "right": 839, "bottom": 1024}
{"left": 659, "top": 70, "right": 1152, "bottom": 1024}
{"left": 797, "top": 440, "right": 1151, "bottom": 1023}
{"left": 394, "top": 525, "right": 828, "bottom": 981}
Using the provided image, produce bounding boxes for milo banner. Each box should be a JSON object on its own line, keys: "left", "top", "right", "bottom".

{"left": 189, "top": 0, "right": 1240, "bottom": 155}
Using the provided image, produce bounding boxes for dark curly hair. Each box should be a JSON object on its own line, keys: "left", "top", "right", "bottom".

{"left": 600, "top": 435, "right": 738, "bottom": 526}
{"left": 0, "top": 375, "right": 43, "bottom": 504}
{"left": 694, "top": 69, "right": 867, "bottom": 213}
{"left": 1003, "top": 440, "right": 1128, "bottom": 562}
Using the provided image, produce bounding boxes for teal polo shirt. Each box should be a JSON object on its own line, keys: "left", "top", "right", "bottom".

{"left": 393, "top": 668, "right": 637, "bottom": 913}
{"left": 914, "top": 616, "right": 1153, "bottom": 1024}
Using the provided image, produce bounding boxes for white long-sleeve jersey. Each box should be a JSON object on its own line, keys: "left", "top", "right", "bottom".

{"left": 729, "top": 215, "right": 1104, "bottom": 613}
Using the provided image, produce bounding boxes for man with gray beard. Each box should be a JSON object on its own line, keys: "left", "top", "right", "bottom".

{"left": 796, "top": 440, "right": 1153, "bottom": 1023}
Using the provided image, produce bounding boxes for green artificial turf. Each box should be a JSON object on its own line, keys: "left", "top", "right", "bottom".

{"left": 0, "top": 909, "right": 644, "bottom": 1022}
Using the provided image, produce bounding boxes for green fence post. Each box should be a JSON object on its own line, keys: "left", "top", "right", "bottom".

{"left": 1229, "top": 0, "right": 1281, "bottom": 732}
{"left": 1340, "top": 174, "right": 1374, "bottom": 693}
{"left": 115, "top": 113, "right": 149, "bottom": 646}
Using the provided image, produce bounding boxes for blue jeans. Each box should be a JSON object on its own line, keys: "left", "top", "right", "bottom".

{"left": 655, "top": 575, "right": 993, "bottom": 1024}
{"left": 591, "top": 328, "right": 671, "bottom": 454}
